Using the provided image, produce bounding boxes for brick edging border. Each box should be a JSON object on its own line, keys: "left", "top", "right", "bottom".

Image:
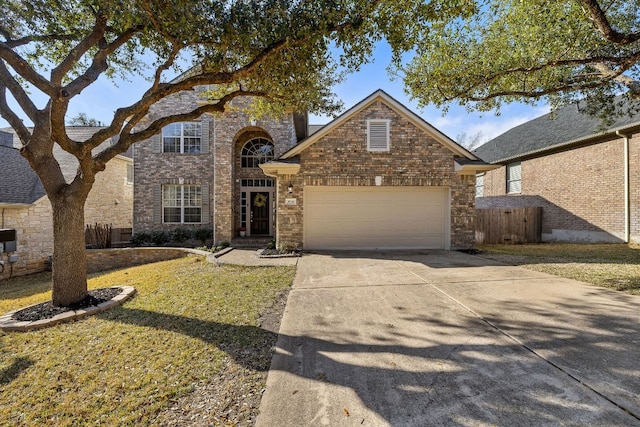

{"left": 0, "top": 286, "right": 136, "bottom": 332}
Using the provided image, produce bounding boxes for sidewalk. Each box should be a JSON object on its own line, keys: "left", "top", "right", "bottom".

{"left": 213, "top": 248, "right": 299, "bottom": 267}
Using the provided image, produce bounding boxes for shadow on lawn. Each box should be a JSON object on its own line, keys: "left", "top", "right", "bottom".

{"left": 0, "top": 357, "right": 34, "bottom": 385}
{"left": 100, "top": 307, "right": 278, "bottom": 371}
{"left": 102, "top": 300, "right": 640, "bottom": 426}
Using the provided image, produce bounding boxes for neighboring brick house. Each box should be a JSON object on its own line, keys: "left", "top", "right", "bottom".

{"left": 474, "top": 100, "right": 640, "bottom": 243}
{"left": 0, "top": 128, "right": 133, "bottom": 279}
{"left": 135, "top": 89, "right": 490, "bottom": 250}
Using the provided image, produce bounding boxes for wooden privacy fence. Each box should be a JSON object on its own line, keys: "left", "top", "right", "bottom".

{"left": 475, "top": 207, "right": 543, "bottom": 244}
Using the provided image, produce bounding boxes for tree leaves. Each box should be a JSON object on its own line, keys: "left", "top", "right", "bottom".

{"left": 402, "top": 0, "right": 640, "bottom": 115}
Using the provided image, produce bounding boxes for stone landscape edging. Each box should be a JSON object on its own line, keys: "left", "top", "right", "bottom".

{"left": 0, "top": 286, "right": 136, "bottom": 332}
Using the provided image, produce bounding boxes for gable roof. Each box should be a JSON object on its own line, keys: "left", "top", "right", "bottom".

{"left": 0, "top": 143, "right": 46, "bottom": 205}
{"left": 474, "top": 99, "right": 640, "bottom": 164}
{"left": 281, "top": 89, "right": 480, "bottom": 160}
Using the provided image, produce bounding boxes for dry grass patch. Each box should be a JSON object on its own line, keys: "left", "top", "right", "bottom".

{"left": 478, "top": 244, "right": 640, "bottom": 294}
{"left": 0, "top": 256, "right": 295, "bottom": 425}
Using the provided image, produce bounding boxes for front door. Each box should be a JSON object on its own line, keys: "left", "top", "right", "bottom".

{"left": 250, "top": 192, "right": 270, "bottom": 235}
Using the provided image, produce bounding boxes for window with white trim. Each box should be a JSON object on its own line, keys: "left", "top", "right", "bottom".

{"left": 475, "top": 173, "right": 484, "bottom": 197}
{"left": 162, "top": 122, "right": 202, "bottom": 153}
{"left": 241, "top": 138, "right": 274, "bottom": 168}
{"left": 506, "top": 162, "right": 522, "bottom": 194}
{"left": 367, "top": 119, "right": 390, "bottom": 151}
{"left": 162, "top": 184, "right": 202, "bottom": 223}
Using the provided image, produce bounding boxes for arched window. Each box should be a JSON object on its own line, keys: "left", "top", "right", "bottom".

{"left": 241, "top": 138, "right": 274, "bottom": 168}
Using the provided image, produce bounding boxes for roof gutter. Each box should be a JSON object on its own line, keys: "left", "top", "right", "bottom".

{"left": 615, "top": 130, "right": 631, "bottom": 243}
{"left": 0, "top": 203, "right": 33, "bottom": 209}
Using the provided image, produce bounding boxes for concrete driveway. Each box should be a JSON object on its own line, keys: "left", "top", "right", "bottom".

{"left": 256, "top": 250, "right": 640, "bottom": 426}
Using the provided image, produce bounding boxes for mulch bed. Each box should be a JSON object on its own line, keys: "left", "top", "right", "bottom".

{"left": 12, "top": 288, "right": 122, "bottom": 322}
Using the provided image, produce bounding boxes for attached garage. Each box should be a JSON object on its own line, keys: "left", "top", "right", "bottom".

{"left": 304, "top": 186, "right": 450, "bottom": 250}
{"left": 261, "top": 90, "right": 495, "bottom": 251}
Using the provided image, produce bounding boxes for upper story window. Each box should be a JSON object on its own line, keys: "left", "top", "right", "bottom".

{"left": 126, "top": 163, "right": 134, "bottom": 184}
{"left": 241, "top": 138, "right": 274, "bottom": 168}
{"left": 506, "top": 162, "right": 522, "bottom": 194}
{"left": 367, "top": 119, "right": 390, "bottom": 152}
{"left": 163, "top": 184, "right": 202, "bottom": 223}
{"left": 163, "top": 122, "right": 201, "bottom": 153}
{"left": 475, "top": 173, "right": 484, "bottom": 197}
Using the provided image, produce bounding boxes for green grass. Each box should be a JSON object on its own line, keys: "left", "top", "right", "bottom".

{"left": 478, "top": 243, "right": 640, "bottom": 294}
{"left": 0, "top": 256, "right": 295, "bottom": 426}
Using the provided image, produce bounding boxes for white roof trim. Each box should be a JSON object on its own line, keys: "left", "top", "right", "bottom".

{"left": 259, "top": 162, "right": 301, "bottom": 176}
{"left": 454, "top": 162, "right": 500, "bottom": 175}
{"left": 282, "top": 89, "right": 479, "bottom": 160}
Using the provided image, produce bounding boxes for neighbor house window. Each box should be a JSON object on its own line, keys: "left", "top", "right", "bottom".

{"left": 162, "top": 122, "right": 201, "bottom": 153}
{"left": 506, "top": 162, "right": 522, "bottom": 194}
{"left": 163, "top": 184, "right": 202, "bottom": 223}
{"left": 126, "top": 163, "right": 134, "bottom": 184}
{"left": 475, "top": 173, "right": 484, "bottom": 197}
{"left": 367, "top": 119, "right": 390, "bottom": 151}
{"left": 241, "top": 138, "right": 274, "bottom": 168}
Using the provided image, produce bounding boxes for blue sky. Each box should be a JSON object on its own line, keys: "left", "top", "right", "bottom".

{"left": 1, "top": 41, "right": 549, "bottom": 146}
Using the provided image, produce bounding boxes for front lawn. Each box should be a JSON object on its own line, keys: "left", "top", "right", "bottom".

{"left": 477, "top": 243, "right": 640, "bottom": 295}
{"left": 0, "top": 256, "right": 295, "bottom": 425}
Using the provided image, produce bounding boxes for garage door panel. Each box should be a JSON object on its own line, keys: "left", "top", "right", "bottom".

{"left": 304, "top": 186, "right": 448, "bottom": 250}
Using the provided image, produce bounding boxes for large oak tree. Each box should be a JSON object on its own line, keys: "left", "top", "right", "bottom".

{"left": 1, "top": 1, "right": 475, "bottom": 306}
{"left": 402, "top": 0, "right": 640, "bottom": 118}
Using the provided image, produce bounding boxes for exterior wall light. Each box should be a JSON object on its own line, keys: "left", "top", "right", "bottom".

{"left": 287, "top": 183, "right": 293, "bottom": 193}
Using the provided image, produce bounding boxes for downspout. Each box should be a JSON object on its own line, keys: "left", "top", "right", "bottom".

{"left": 212, "top": 117, "right": 217, "bottom": 245}
{"left": 616, "top": 131, "right": 630, "bottom": 243}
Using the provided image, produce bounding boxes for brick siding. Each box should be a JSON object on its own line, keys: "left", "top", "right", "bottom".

{"left": 273, "top": 100, "right": 476, "bottom": 249}
{"left": 133, "top": 90, "right": 297, "bottom": 243}
{"left": 477, "top": 135, "right": 640, "bottom": 243}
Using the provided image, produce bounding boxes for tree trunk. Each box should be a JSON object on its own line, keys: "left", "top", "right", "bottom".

{"left": 51, "top": 195, "right": 89, "bottom": 307}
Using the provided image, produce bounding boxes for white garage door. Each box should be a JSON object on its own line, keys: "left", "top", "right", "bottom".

{"left": 304, "top": 186, "right": 449, "bottom": 250}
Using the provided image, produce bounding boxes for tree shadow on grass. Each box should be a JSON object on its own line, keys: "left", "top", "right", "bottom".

{"left": 0, "top": 356, "right": 34, "bottom": 385}
{"left": 102, "top": 305, "right": 640, "bottom": 426}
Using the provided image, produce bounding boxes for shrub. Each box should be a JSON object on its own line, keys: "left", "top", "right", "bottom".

{"left": 171, "top": 228, "right": 193, "bottom": 243}
{"left": 266, "top": 239, "right": 276, "bottom": 249}
{"left": 151, "top": 230, "right": 170, "bottom": 246}
{"left": 130, "top": 231, "right": 152, "bottom": 246}
{"left": 193, "top": 228, "right": 212, "bottom": 244}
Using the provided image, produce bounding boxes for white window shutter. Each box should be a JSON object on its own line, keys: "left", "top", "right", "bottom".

{"left": 368, "top": 120, "right": 390, "bottom": 151}
{"left": 507, "top": 163, "right": 522, "bottom": 193}
{"left": 200, "top": 120, "right": 210, "bottom": 154}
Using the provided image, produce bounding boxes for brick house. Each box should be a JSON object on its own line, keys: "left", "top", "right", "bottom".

{"left": 134, "top": 89, "right": 491, "bottom": 250}
{"left": 0, "top": 128, "right": 133, "bottom": 279}
{"left": 474, "top": 100, "right": 640, "bottom": 243}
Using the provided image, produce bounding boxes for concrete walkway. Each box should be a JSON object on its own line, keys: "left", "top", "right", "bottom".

{"left": 214, "top": 248, "right": 299, "bottom": 267}
{"left": 256, "top": 250, "right": 640, "bottom": 426}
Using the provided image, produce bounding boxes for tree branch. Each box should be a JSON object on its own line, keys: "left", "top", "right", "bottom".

{"left": 50, "top": 13, "right": 108, "bottom": 84}
{"left": 3, "top": 33, "right": 81, "bottom": 49}
{"left": 93, "top": 90, "right": 268, "bottom": 167}
{"left": 580, "top": 0, "right": 640, "bottom": 44}
{"left": 0, "top": 60, "right": 38, "bottom": 121}
{"left": 0, "top": 44, "right": 56, "bottom": 96}
{"left": 0, "top": 86, "right": 31, "bottom": 145}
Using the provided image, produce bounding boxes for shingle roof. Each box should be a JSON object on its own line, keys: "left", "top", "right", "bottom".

{"left": 0, "top": 126, "right": 132, "bottom": 184}
{"left": 474, "top": 100, "right": 640, "bottom": 164}
{"left": 0, "top": 143, "right": 46, "bottom": 205}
